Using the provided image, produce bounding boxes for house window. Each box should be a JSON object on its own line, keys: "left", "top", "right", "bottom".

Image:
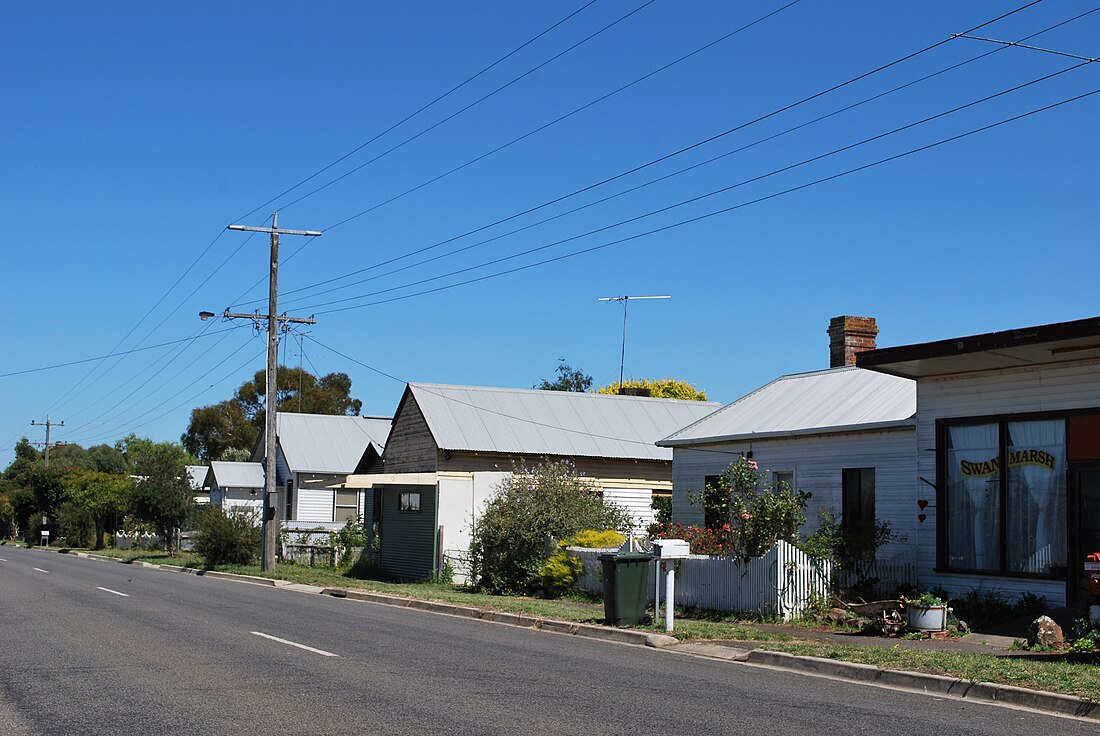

{"left": 703, "top": 474, "right": 723, "bottom": 529}
{"left": 334, "top": 489, "right": 360, "bottom": 523}
{"left": 399, "top": 491, "right": 421, "bottom": 513}
{"left": 943, "top": 418, "right": 1066, "bottom": 576}
{"left": 773, "top": 471, "right": 794, "bottom": 491}
{"left": 285, "top": 479, "right": 294, "bottom": 521}
{"left": 842, "top": 468, "right": 876, "bottom": 553}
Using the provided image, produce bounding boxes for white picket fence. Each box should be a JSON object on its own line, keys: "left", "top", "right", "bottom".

{"left": 834, "top": 556, "right": 918, "bottom": 595}
{"left": 570, "top": 540, "right": 831, "bottom": 620}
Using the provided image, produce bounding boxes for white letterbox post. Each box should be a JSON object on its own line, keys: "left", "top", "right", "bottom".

{"left": 651, "top": 539, "right": 690, "bottom": 632}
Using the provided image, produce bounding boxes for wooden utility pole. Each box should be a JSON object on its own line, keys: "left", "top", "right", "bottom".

{"left": 224, "top": 212, "right": 321, "bottom": 572}
{"left": 30, "top": 415, "right": 65, "bottom": 469}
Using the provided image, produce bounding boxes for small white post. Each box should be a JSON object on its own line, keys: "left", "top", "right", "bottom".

{"left": 665, "top": 564, "right": 675, "bottom": 633}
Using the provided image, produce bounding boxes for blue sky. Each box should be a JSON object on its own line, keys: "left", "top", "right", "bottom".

{"left": 2, "top": 1, "right": 1098, "bottom": 465}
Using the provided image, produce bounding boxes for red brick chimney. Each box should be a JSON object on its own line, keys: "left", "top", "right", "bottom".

{"left": 828, "top": 316, "right": 878, "bottom": 368}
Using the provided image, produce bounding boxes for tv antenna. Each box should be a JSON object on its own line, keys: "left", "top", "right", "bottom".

{"left": 598, "top": 295, "right": 670, "bottom": 392}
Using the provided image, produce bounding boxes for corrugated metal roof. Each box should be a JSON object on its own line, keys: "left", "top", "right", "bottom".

{"left": 659, "top": 366, "right": 915, "bottom": 447}
{"left": 186, "top": 465, "right": 207, "bottom": 491}
{"left": 275, "top": 413, "right": 392, "bottom": 474}
{"left": 206, "top": 461, "right": 264, "bottom": 488}
{"left": 408, "top": 383, "right": 721, "bottom": 461}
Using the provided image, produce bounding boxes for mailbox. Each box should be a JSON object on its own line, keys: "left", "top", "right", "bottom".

{"left": 1085, "top": 553, "right": 1100, "bottom": 596}
{"left": 651, "top": 539, "right": 690, "bottom": 559}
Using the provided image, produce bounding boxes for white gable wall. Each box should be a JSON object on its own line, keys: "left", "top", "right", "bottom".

{"left": 671, "top": 427, "right": 917, "bottom": 562}
{"left": 915, "top": 359, "right": 1100, "bottom": 606}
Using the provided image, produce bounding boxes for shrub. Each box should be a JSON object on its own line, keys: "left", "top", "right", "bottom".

{"left": 194, "top": 506, "right": 261, "bottom": 567}
{"left": 538, "top": 529, "right": 627, "bottom": 595}
{"left": 801, "top": 509, "right": 896, "bottom": 596}
{"left": 469, "top": 461, "right": 632, "bottom": 595}
{"left": 949, "top": 589, "right": 1047, "bottom": 631}
{"left": 689, "top": 458, "right": 810, "bottom": 562}
{"left": 330, "top": 515, "right": 369, "bottom": 562}
{"left": 55, "top": 500, "right": 94, "bottom": 548}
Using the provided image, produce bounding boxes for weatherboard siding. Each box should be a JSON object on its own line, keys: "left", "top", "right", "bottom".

{"left": 382, "top": 394, "right": 438, "bottom": 473}
{"left": 438, "top": 450, "right": 671, "bottom": 481}
{"left": 913, "top": 359, "right": 1100, "bottom": 606}
{"left": 671, "top": 428, "right": 917, "bottom": 562}
{"left": 297, "top": 486, "right": 334, "bottom": 523}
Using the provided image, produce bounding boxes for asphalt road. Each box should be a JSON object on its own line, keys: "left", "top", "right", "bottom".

{"left": 1, "top": 546, "right": 1095, "bottom": 736}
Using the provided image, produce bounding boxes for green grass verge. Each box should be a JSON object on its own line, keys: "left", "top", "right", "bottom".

{"left": 753, "top": 641, "right": 1100, "bottom": 701}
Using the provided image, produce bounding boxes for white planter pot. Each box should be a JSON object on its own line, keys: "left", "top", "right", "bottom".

{"left": 906, "top": 605, "right": 947, "bottom": 632}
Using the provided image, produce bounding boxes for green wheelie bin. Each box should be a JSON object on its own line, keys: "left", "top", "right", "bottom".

{"left": 599, "top": 552, "right": 651, "bottom": 626}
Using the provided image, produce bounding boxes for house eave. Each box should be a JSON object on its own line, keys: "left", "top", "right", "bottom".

{"left": 657, "top": 418, "right": 916, "bottom": 448}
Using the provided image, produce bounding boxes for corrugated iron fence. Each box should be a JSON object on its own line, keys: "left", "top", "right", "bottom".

{"left": 570, "top": 541, "right": 830, "bottom": 620}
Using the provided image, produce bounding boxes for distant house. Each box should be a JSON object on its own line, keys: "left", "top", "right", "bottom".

{"left": 251, "top": 412, "right": 391, "bottom": 528}
{"left": 339, "top": 383, "right": 721, "bottom": 582}
{"left": 859, "top": 315, "right": 1100, "bottom": 607}
{"left": 186, "top": 464, "right": 210, "bottom": 505}
{"left": 204, "top": 461, "right": 264, "bottom": 513}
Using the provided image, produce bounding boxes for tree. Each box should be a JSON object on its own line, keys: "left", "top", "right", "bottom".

{"left": 597, "top": 377, "right": 708, "bottom": 401}
{"left": 115, "top": 434, "right": 197, "bottom": 477}
{"left": 85, "top": 444, "right": 128, "bottom": 475}
{"left": 469, "top": 461, "right": 632, "bottom": 595}
{"left": 182, "top": 366, "right": 362, "bottom": 462}
{"left": 130, "top": 451, "right": 194, "bottom": 555}
{"left": 535, "top": 360, "right": 592, "bottom": 393}
{"left": 181, "top": 400, "right": 258, "bottom": 463}
{"left": 66, "top": 470, "right": 133, "bottom": 549}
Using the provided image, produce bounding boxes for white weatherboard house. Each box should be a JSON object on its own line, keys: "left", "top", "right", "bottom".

{"left": 340, "top": 383, "right": 721, "bottom": 582}
{"left": 858, "top": 315, "right": 1100, "bottom": 607}
{"left": 659, "top": 317, "right": 917, "bottom": 570}
{"left": 251, "top": 412, "right": 391, "bottom": 528}
{"left": 205, "top": 461, "right": 265, "bottom": 513}
{"left": 186, "top": 464, "right": 210, "bottom": 505}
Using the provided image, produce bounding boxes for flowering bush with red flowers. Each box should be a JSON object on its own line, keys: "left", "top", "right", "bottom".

{"left": 673, "top": 457, "right": 811, "bottom": 562}
{"left": 648, "top": 521, "right": 735, "bottom": 556}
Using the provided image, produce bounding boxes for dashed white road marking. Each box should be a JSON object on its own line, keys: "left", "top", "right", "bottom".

{"left": 251, "top": 631, "right": 338, "bottom": 657}
{"left": 32, "top": 568, "right": 49, "bottom": 574}
{"left": 97, "top": 587, "right": 130, "bottom": 597}
{"left": 0, "top": 557, "right": 8, "bottom": 561}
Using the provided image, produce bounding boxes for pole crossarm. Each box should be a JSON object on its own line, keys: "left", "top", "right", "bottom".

{"left": 222, "top": 309, "right": 317, "bottom": 325}
{"left": 227, "top": 223, "right": 323, "bottom": 237}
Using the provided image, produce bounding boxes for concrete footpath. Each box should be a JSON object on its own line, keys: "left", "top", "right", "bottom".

{"left": 44, "top": 547, "right": 1100, "bottom": 722}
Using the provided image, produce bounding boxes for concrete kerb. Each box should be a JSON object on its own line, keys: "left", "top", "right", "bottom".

{"left": 745, "top": 650, "right": 1099, "bottom": 720}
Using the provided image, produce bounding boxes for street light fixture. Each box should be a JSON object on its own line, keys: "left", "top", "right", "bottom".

{"left": 198, "top": 311, "right": 216, "bottom": 321}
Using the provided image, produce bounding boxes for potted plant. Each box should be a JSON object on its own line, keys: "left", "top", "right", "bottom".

{"left": 901, "top": 592, "right": 949, "bottom": 632}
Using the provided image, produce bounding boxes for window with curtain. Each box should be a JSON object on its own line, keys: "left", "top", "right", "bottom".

{"left": 1006, "top": 420, "right": 1066, "bottom": 574}
{"left": 943, "top": 418, "right": 1066, "bottom": 575}
{"left": 946, "top": 423, "right": 1000, "bottom": 571}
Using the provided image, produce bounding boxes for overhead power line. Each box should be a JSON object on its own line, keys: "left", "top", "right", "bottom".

{"left": 0, "top": 325, "right": 247, "bottom": 379}
{"left": 260, "top": 0, "right": 1054, "bottom": 307}
{"left": 273, "top": 0, "right": 664, "bottom": 219}
{"left": 231, "top": 0, "right": 605, "bottom": 225}
{"left": 27, "top": 3, "right": 610, "bottom": 433}
{"left": 304, "top": 84, "right": 1100, "bottom": 315}
{"left": 293, "top": 58, "right": 1094, "bottom": 314}
{"left": 277, "top": 5, "right": 1099, "bottom": 311}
